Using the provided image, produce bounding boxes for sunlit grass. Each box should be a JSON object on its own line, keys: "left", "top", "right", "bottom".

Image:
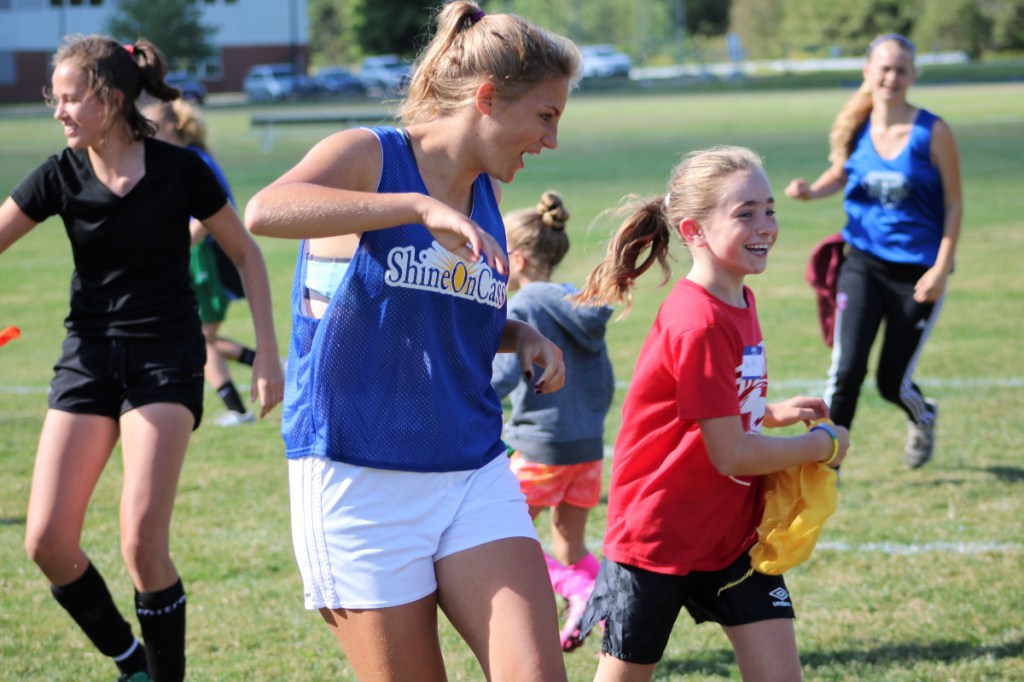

{"left": 1, "top": 82, "right": 1022, "bottom": 680}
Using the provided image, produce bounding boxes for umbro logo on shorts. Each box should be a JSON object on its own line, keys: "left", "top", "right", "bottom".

{"left": 769, "top": 587, "right": 791, "bottom": 607}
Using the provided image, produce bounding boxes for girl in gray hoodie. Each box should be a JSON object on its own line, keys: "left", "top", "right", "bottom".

{"left": 492, "top": 191, "right": 615, "bottom": 652}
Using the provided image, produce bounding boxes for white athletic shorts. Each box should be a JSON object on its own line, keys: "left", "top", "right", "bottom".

{"left": 288, "top": 453, "right": 538, "bottom": 610}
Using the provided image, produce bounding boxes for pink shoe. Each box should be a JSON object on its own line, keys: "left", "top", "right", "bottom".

{"left": 544, "top": 552, "right": 569, "bottom": 597}
{"left": 559, "top": 593, "right": 588, "bottom": 652}
{"left": 559, "top": 554, "right": 598, "bottom": 598}
{"left": 557, "top": 553, "right": 599, "bottom": 652}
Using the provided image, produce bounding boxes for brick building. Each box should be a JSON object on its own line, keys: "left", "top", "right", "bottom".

{"left": 0, "top": 0, "right": 310, "bottom": 103}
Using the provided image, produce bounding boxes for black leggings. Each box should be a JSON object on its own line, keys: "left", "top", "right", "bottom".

{"left": 824, "top": 247, "right": 943, "bottom": 429}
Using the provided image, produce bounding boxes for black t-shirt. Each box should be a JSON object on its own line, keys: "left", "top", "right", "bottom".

{"left": 11, "top": 138, "right": 228, "bottom": 338}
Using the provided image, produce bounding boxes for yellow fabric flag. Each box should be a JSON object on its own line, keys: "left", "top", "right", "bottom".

{"left": 749, "top": 459, "right": 838, "bottom": 575}
{"left": 718, "top": 420, "right": 840, "bottom": 595}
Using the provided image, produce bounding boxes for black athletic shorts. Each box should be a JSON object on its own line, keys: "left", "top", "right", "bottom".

{"left": 49, "top": 331, "right": 206, "bottom": 429}
{"left": 577, "top": 549, "right": 795, "bottom": 665}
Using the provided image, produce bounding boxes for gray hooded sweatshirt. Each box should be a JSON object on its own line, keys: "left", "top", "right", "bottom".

{"left": 492, "top": 282, "right": 615, "bottom": 465}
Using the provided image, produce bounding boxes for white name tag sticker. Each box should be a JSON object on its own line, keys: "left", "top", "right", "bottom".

{"left": 741, "top": 346, "right": 764, "bottom": 380}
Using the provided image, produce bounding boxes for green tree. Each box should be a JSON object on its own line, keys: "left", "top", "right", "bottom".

{"left": 780, "top": 0, "right": 920, "bottom": 56}
{"left": 496, "top": 0, "right": 650, "bottom": 62}
{"left": 729, "top": 0, "right": 785, "bottom": 59}
{"left": 105, "top": 0, "right": 216, "bottom": 71}
{"left": 686, "top": 0, "right": 731, "bottom": 36}
{"left": 351, "top": 0, "right": 438, "bottom": 58}
{"left": 912, "top": 0, "right": 992, "bottom": 58}
{"left": 309, "top": 0, "right": 359, "bottom": 66}
{"left": 991, "top": 0, "right": 1024, "bottom": 49}
{"left": 315, "top": 0, "right": 707, "bottom": 62}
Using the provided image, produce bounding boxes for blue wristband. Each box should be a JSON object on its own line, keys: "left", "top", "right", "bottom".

{"left": 810, "top": 423, "right": 839, "bottom": 465}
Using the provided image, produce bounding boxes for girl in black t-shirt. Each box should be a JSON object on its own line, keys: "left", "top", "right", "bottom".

{"left": 0, "top": 36, "right": 283, "bottom": 682}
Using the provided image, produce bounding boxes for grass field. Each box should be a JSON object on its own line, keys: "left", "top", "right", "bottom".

{"left": 1, "top": 82, "right": 1022, "bottom": 681}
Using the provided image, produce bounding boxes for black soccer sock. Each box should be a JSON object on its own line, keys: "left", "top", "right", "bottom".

{"left": 50, "top": 562, "right": 149, "bottom": 676}
{"left": 136, "top": 579, "right": 187, "bottom": 682}
{"left": 236, "top": 346, "right": 256, "bottom": 366}
{"left": 216, "top": 381, "right": 247, "bottom": 414}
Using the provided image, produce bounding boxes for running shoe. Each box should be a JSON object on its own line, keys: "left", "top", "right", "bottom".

{"left": 559, "top": 594, "right": 588, "bottom": 652}
{"left": 216, "top": 410, "right": 255, "bottom": 427}
{"left": 904, "top": 399, "right": 938, "bottom": 469}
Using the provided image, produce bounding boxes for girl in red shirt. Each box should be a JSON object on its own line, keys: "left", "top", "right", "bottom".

{"left": 572, "top": 146, "right": 850, "bottom": 681}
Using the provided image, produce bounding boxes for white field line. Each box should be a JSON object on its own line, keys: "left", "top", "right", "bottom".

{"left": 816, "top": 540, "right": 1022, "bottom": 555}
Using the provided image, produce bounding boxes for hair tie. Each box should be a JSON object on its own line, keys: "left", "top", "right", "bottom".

{"left": 123, "top": 43, "right": 135, "bottom": 56}
{"left": 663, "top": 194, "right": 671, "bottom": 214}
{"left": 469, "top": 10, "right": 486, "bottom": 24}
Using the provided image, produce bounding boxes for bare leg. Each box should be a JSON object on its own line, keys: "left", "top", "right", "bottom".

{"left": 24, "top": 410, "right": 120, "bottom": 584}
{"left": 593, "top": 653, "right": 656, "bottom": 682}
{"left": 213, "top": 336, "right": 249, "bottom": 363}
{"left": 723, "top": 619, "right": 802, "bottom": 682}
{"left": 550, "top": 501, "right": 591, "bottom": 566}
{"left": 201, "top": 322, "right": 233, "bottom": 392}
{"left": 118, "top": 403, "right": 193, "bottom": 591}
{"left": 438, "top": 537, "right": 567, "bottom": 682}
{"left": 318, "top": 595, "right": 448, "bottom": 682}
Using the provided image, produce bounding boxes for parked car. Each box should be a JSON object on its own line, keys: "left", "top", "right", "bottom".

{"left": 358, "top": 54, "right": 412, "bottom": 92}
{"left": 314, "top": 66, "right": 367, "bottom": 96}
{"left": 579, "top": 45, "right": 632, "bottom": 79}
{"left": 243, "top": 63, "right": 302, "bottom": 102}
{"left": 165, "top": 71, "right": 207, "bottom": 104}
{"left": 294, "top": 72, "right": 323, "bottom": 98}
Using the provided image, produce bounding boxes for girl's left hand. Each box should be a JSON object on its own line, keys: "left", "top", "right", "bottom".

{"left": 514, "top": 325, "right": 565, "bottom": 394}
{"left": 913, "top": 266, "right": 948, "bottom": 303}
{"left": 765, "top": 396, "right": 830, "bottom": 428}
{"left": 251, "top": 353, "right": 285, "bottom": 418}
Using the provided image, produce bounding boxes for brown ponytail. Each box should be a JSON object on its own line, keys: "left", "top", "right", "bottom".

{"left": 827, "top": 84, "right": 872, "bottom": 165}
{"left": 51, "top": 34, "right": 179, "bottom": 142}
{"left": 576, "top": 146, "right": 764, "bottom": 317}
{"left": 574, "top": 196, "right": 672, "bottom": 316}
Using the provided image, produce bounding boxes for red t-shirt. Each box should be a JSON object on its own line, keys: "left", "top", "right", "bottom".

{"left": 603, "top": 277, "right": 768, "bottom": 575}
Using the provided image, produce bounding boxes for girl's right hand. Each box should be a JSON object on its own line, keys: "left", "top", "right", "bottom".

{"left": 784, "top": 178, "right": 812, "bottom": 200}
{"left": 418, "top": 196, "right": 509, "bottom": 275}
{"left": 251, "top": 353, "right": 285, "bottom": 418}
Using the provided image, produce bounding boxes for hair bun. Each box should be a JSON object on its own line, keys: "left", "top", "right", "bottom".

{"left": 537, "top": 190, "right": 569, "bottom": 231}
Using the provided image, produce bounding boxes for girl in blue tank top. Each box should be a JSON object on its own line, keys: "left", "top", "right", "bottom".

{"left": 245, "top": 3, "right": 581, "bottom": 679}
{"left": 784, "top": 34, "right": 963, "bottom": 470}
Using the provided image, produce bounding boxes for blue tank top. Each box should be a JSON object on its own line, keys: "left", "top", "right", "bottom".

{"left": 282, "top": 127, "right": 509, "bottom": 472}
{"left": 842, "top": 108, "right": 945, "bottom": 266}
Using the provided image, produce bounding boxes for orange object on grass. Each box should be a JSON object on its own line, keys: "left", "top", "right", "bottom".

{"left": 0, "top": 326, "right": 21, "bottom": 347}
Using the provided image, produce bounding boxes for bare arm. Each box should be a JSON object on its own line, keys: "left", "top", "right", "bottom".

{"left": 201, "top": 203, "right": 283, "bottom": 417}
{"left": 188, "top": 217, "right": 208, "bottom": 248}
{"left": 700, "top": 411, "right": 850, "bottom": 477}
{"left": 244, "top": 128, "right": 507, "bottom": 274}
{"left": 0, "top": 197, "right": 40, "bottom": 255}
{"left": 914, "top": 119, "right": 963, "bottom": 303}
{"left": 785, "top": 160, "right": 847, "bottom": 201}
{"left": 497, "top": 319, "right": 565, "bottom": 394}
